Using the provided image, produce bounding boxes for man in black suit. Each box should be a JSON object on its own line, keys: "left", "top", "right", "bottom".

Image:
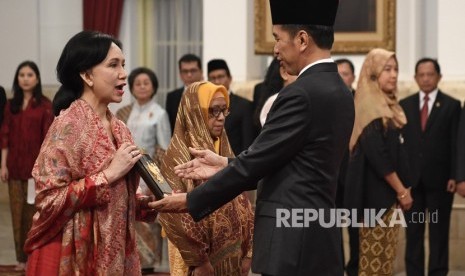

{"left": 335, "top": 58, "right": 356, "bottom": 95}
{"left": 400, "top": 58, "right": 460, "bottom": 276}
{"left": 165, "top": 54, "right": 203, "bottom": 132}
{"left": 207, "top": 59, "right": 255, "bottom": 155}
{"left": 335, "top": 58, "right": 358, "bottom": 276}
{"left": 150, "top": 1, "right": 354, "bottom": 275}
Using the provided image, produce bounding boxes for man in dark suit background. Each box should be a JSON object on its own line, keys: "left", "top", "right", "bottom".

{"left": 400, "top": 58, "right": 460, "bottom": 276}
{"left": 150, "top": 1, "right": 355, "bottom": 275}
{"left": 207, "top": 59, "right": 255, "bottom": 155}
{"left": 335, "top": 58, "right": 358, "bottom": 276}
{"left": 165, "top": 54, "right": 203, "bottom": 132}
{"left": 335, "top": 58, "right": 356, "bottom": 95}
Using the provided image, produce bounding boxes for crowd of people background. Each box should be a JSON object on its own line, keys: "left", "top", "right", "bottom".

{"left": 0, "top": 0, "right": 465, "bottom": 275}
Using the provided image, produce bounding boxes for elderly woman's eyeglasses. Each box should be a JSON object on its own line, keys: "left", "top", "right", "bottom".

{"left": 208, "top": 107, "right": 230, "bottom": 118}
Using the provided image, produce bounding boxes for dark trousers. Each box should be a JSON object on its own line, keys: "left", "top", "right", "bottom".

{"left": 405, "top": 185, "right": 453, "bottom": 276}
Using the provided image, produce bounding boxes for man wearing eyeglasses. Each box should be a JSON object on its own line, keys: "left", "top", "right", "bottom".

{"left": 207, "top": 59, "right": 255, "bottom": 155}
{"left": 166, "top": 54, "right": 204, "bottom": 133}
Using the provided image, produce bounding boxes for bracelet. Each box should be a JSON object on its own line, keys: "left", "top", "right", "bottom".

{"left": 397, "top": 189, "right": 409, "bottom": 200}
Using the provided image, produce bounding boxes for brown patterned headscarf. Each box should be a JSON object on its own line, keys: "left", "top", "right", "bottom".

{"left": 349, "top": 48, "right": 407, "bottom": 151}
{"left": 159, "top": 82, "right": 254, "bottom": 274}
{"left": 160, "top": 81, "right": 232, "bottom": 192}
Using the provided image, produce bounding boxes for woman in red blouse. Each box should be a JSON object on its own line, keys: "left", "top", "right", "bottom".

{"left": 0, "top": 60, "right": 53, "bottom": 271}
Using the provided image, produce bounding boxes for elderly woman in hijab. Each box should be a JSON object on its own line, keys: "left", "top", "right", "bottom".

{"left": 344, "top": 48, "right": 413, "bottom": 275}
{"left": 158, "top": 81, "right": 254, "bottom": 276}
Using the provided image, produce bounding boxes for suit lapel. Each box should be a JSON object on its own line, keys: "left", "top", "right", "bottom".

{"left": 408, "top": 93, "right": 422, "bottom": 133}
{"left": 424, "top": 91, "right": 443, "bottom": 132}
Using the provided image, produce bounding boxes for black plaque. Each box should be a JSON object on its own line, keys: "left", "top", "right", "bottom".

{"left": 135, "top": 154, "right": 172, "bottom": 199}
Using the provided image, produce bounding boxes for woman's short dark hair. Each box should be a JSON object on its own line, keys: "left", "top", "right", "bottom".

{"left": 10, "top": 60, "right": 44, "bottom": 114}
{"left": 128, "top": 67, "right": 159, "bottom": 98}
{"left": 55, "top": 31, "right": 122, "bottom": 113}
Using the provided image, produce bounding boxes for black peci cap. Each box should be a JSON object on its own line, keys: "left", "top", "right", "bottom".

{"left": 269, "top": 0, "right": 339, "bottom": 26}
{"left": 207, "top": 59, "right": 231, "bottom": 75}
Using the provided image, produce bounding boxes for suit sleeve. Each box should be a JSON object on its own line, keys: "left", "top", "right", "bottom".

{"left": 187, "top": 90, "right": 311, "bottom": 221}
{"left": 449, "top": 100, "right": 461, "bottom": 180}
{"left": 456, "top": 104, "right": 465, "bottom": 182}
{"left": 241, "top": 99, "right": 256, "bottom": 151}
{"left": 166, "top": 93, "right": 177, "bottom": 133}
{"left": 252, "top": 83, "right": 265, "bottom": 132}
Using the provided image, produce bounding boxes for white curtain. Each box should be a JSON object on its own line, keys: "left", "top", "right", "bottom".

{"left": 150, "top": 0, "right": 203, "bottom": 107}
{"left": 117, "top": 0, "right": 203, "bottom": 109}
{"left": 116, "top": 2, "right": 202, "bottom": 271}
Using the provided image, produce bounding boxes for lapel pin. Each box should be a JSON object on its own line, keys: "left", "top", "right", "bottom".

{"left": 435, "top": 102, "right": 440, "bottom": 108}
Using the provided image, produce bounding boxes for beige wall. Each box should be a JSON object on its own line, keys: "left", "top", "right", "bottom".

{"left": 0, "top": 0, "right": 82, "bottom": 89}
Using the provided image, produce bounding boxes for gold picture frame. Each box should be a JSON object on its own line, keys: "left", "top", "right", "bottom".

{"left": 254, "top": 0, "right": 396, "bottom": 54}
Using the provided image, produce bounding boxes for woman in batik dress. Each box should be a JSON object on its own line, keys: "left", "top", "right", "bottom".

{"left": 345, "top": 48, "right": 413, "bottom": 275}
{"left": 159, "top": 81, "right": 254, "bottom": 276}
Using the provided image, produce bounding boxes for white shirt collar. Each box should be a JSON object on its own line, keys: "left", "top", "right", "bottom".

{"left": 298, "top": 58, "right": 334, "bottom": 76}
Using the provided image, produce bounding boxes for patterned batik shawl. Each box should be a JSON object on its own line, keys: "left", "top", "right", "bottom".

{"left": 25, "top": 99, "right": 155, "bottom": 275}
{"left": 159, "top": 81, "right": 254, "bottom": 275}
{"left": 116, "top": 103, "right": 164, "bottom": 269}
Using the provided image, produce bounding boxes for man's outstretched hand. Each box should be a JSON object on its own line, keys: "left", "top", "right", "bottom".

{"left": 148, "top": 192, "right": 188, "bottom": 213}
{"left": 174, "top": 147, "right": 228, "bottom": 180}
